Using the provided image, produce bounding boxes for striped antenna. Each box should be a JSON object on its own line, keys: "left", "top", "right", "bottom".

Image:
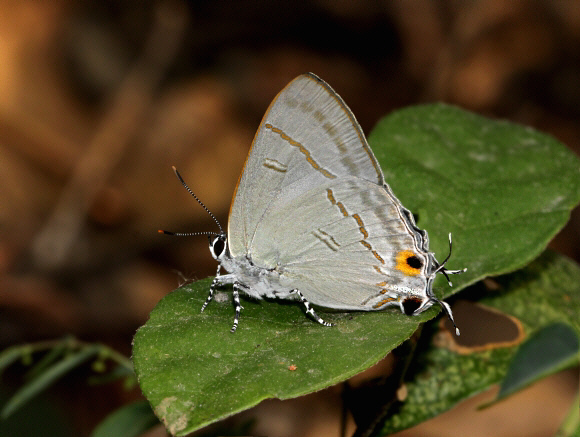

{"left": 170, "top": 166, "right": 224, "bottom": 234}
{"left": 158, "top": 230, "right": 220, "bottom": 237}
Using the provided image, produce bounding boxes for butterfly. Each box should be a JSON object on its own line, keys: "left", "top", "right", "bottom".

{"left": 161, "top": 73, "right": 466, "bottom": 334}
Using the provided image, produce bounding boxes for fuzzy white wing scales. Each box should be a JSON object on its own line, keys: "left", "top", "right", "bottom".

{"left": 247, "top": 176, "right": 429, "bottom": 309}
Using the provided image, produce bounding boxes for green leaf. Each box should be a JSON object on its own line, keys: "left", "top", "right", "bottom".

{"left": 1, "top": 345, "right": 100, "bottom": 419}
{"left": 132, "top": 280, "right": 425, "bottom": 436}
{"left": 0, "top": 347, "right": 25, "bottom": 376}
{"left": 91, "top": 400, "right": 159, "bottom": 437}
{"left": 25, "top": 342, "right": 68, "bottom": 382}
{"left": 490, "top": 322, "right": 579, "bottom": 406}
{"left": 87, "top": 364, "right": 136, "bottom": 386}
{"left": 380, "top": 251, "right": 580, "bottom": 435}
{"left": 556, "top": 393, "right": 580, "bottom": 437}
{"left": 369, "top": 103, "right": 580, "bottom": 296}
{"left": 135, "top": 104, "right": 580, "bottom": 435}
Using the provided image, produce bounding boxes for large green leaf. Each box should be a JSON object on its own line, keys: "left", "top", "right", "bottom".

{"left": 134, "top": 104, "right": 580, "bottom": 435}
{"left": 380, "top": 251, "right": 580, "bottom": 435}
{"left": 132, "top": 279, "right": 426, "bottom": 436}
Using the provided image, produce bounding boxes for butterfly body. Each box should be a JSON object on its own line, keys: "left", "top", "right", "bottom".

{"left": 213, "top": 240, "right": 292, "bottom": 302}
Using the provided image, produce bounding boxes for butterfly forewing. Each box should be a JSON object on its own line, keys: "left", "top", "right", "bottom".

{"left": 228, "top": 73, "right": 385, "bottom": 258}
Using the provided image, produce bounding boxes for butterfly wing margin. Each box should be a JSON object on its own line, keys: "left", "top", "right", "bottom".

{"left": 228, "top": 73, "right": 385, "bottom": 258}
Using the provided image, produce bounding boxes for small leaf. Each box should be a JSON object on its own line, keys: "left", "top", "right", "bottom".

{"left": 0, "top": 347, "right": 25, "bottom": 376}
{"left": 1, "top": 345, "right": 100, "bottom": 419}
{"left": 91, "top": 400, "right": 159, "bottom": 437}
{"left": 87, "top": 364, "right": 136, "bottom": 386}
{"left": 20, "top": 346, "right": 33, "bottom": 366}
{"left": 25, "top": 342, "right": 68, "bottom": 381}
{"left": 489, "top": 322, "right": 579, "bottom": 406}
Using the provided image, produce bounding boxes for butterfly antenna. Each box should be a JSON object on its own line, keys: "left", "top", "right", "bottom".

{"left": 171, "top": 166, "right": 224, "bottom": 234}
{"left": 435, "top": 298, "right": 460, "bottom": 336}
{"left": 434, "top": 233, "right": 467, "bottom": 286}
{"left": 158, "top": 230, "right": 220, "bottom": 237}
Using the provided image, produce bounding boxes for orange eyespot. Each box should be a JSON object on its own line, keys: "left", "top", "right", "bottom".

{"left": 395, "top": 250, "right": 423, "bottom": 276}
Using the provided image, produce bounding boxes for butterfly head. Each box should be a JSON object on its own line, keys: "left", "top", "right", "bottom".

{"left": 400, "top": 296, "right": 427, "bottom": 316}
{"left": 396, "top": 233, "right": 465, "bottom": 335}
{"left": 209, "top": 233, "right": 228, "bottom": 261}
{"left": 399, "top": 292, "right": 460, "bottom": 336}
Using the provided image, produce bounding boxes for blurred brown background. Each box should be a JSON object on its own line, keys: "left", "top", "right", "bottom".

{"left": 0, "top": 1, "right": 578, "bottom": 436}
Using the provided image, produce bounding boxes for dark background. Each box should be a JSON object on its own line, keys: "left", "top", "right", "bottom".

{"left": 0, "top": 1, "right": 578, "bottom": 436}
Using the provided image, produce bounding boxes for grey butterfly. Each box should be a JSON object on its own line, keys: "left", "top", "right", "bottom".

{"left": 163, "top": 73, "right": 466, "bottom": 334}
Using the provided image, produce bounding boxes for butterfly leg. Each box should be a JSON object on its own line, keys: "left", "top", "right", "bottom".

{"left": 293, "top": 290, "right": 333, "bottom": 327}
{"left": 230, "top": 282, "right": 247, "bottom": 333}
{"left": 201, "top": 264, "right": 223, "bottom": 312}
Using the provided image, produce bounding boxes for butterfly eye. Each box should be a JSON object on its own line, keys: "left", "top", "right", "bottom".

{"left": 211, "top": 236, "right": 226, "bottom": 258}
{"left": 402, "top": 297, "right": 422, "bottom": 315}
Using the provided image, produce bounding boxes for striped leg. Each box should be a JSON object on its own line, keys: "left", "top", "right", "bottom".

{"left": 293, "top": 289, "right": 333, "bottom": 327}
{"left": 230, "top": 282, "right": 246, "bottom": 333}
{"left": 201, "top": 264, "right": 222, "bottom": 312}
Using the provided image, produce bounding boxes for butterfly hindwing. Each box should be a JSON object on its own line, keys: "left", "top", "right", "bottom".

{"left": 248, "top": 176, "right": 429, "bottom": 309}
